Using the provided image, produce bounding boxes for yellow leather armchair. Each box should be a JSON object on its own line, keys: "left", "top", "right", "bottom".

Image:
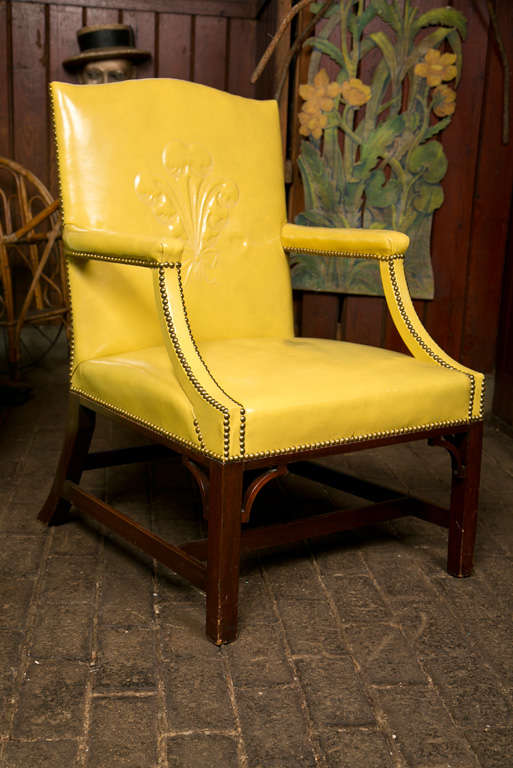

{"left": 41, "top": 78, "right": 483, "bottom": 644}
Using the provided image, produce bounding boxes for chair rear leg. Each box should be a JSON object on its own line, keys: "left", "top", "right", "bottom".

{"left": 447, "top": 422, "right": 483, "bottom": 577}
{"left": 206, "top": 462, "right": 243, "bottom": 645}
{"left": 39, "top": 397, "right": 96, "bottom": 525}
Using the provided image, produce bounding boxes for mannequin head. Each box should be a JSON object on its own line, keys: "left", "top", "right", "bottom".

{"left": 63, "top": 25, "right": 150, "bottom": 84}
{"left": 78, "top": 58, "right": 135, "bottom": 84}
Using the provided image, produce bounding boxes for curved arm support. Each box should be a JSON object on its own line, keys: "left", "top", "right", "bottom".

{"left": 153, "top": 264, "right": 245, "bottom": 461}
{"left": 63, "top": 224, "right": 184, "bottom": 267}
{"left": 379, "top": 258, "right": 484, "bottom": 419}
{"left": 281, "top": 222, "right": 410, "bottom": 260}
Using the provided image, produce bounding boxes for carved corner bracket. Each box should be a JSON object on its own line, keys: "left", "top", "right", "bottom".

{"left": 428, "top": 435, "right": 466, "bottom": 479}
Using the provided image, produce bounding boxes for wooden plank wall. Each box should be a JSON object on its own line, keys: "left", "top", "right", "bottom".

{"left": 0, "top": 0, "right": 273, "bottom": 200}
{"left": 289, "top": 0, "right": 513, "bottom": 375}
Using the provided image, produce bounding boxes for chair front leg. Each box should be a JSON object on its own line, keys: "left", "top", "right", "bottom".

{"left": 447, "top": 422, "right": 483, "bottom": 577}
{"left": 206, "top": 461, "right": 243, "bottom": 644}
{"left": 39, "top": 396, "right": 96, "bottom": 525}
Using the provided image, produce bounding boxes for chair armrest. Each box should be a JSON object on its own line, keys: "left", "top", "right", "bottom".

{"left": 281, "top": 222, "right": 409, "bottom": 260}
{"left": 281, "top": 222, "right": 484, "bottom": 418}
{"left": 64, "top": 224, "right": 184, "bottom": 267}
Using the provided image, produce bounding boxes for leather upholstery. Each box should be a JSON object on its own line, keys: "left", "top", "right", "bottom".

{"left": 51, "top": 78, "right": 484, "bottom": 462}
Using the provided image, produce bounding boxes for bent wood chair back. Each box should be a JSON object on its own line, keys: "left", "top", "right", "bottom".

{"left": 0, "top": 157, "right": 68, "bottom": 378}
{"left": 41, "top": 78, "right": 484, "bottom": 644}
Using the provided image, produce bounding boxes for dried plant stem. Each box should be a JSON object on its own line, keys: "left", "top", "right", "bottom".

{"left": 273, "top": 0, "right": 336, "bottom": 102}
{"left": 251, "top": 0, "right": 318, "bottom": 85}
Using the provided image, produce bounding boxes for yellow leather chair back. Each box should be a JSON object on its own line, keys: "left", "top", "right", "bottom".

{"left": 51, "top": 79, "right": 294, "bottom": 365}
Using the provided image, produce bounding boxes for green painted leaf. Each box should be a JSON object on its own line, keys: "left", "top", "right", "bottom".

{"left": 408, "top": 140, "right": 448, "bottom": 183}
{"left": 352, "top": 115, "right": 405, "bottom": 180}
{"left": 360, "top": 37, "right": 376, "bottom": 61}
{"left": 365, "top": 169, "right": 400, "bottom": 208}
{"left": 304, "top": 37, "right": 345, "bottom": 69}
{"left": 309, "top": 2, "right": 338, "bottom": 18}
{"left": 412, "top": 181, "right": 444, "bottom": 213}
{"left": 349, "top": 5, "right": 378, "bottom": 38}
{"left": 369, "top": 31, "right": 398, "bottom": 83}
{"left": 357, "top": 5, "right": 378, "bottom": 36}
{"left": 373, "top": 0, "right": 402, "bottom": 33}
{"left": 323, "top": 122, "right": 344, "bottom": 192}
{"left": 296, "top": 208, "right": 346, "bottom": 228}
{"left": 297, "top": 140, "right": 336, "bottom": 212}
{"left": 424, "top": 116, "right": 452, "bottom": 141}
{"left": 412, "top": 8, "right": 467, "bottom": 39}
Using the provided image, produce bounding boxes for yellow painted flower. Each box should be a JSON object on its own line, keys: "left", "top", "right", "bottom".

{"left": 341, "top": 78, "right": 371, "bottom": 108}
{"left": 298, "top": 110, "right": 328, "bottom": 140}
{"left": 433, "top": 84, "right": 456, "bottom": 117}
{"left": 414, "top": 49, "right": 457, "bottom": 87}
{"left": 299, "top": 68, "right": 342, "bottom": 111}
{"left": 298, "top": 68, "right": 342, "bottom": 138}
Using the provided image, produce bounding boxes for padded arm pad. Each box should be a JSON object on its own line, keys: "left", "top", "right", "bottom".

{"left": 63, "top": 225, "right": 184, "bottom": 266}
{"left": 281, "top": 223, "right": 409, "bottom": 260}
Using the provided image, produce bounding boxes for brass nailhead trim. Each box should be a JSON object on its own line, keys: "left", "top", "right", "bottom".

{"left": 64, "top": 258, "right": 77, "bottom": 382}
{"left": 174, "top": 265, "right": 246, "bottom": 457}
{"left": 158, "top": 265, "right": 232, "bottom": 459}
{"left": 240, "top": 417, "right": 482, "bottom": 461}
{"left": 71, "top": 386, "right": 222, "bottom": 459}
{"left": 69, "top": 387, "right": 481, "bottom": 465}
{"left": 283, "top": 246, "right": 405, "bottom": 262}
{"left": 193, "top": 418, "right": 205, "bottom": 449}
{"left": 68, "top": 250, "right": 178, "bottom": 269}
{"left": 387, "top": 260, "right": 482, "bottom": 420}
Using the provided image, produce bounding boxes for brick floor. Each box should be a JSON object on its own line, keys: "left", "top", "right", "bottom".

{"left": 1, "top": 345, "right": 513, "bottom": 767}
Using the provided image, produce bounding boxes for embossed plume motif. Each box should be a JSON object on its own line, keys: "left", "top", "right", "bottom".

{"left": 135, "top": 141, "right": 239, "bottom": 283}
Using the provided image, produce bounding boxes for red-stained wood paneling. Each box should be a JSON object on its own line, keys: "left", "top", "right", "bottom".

{"left": 227, "top": 17, "right": 257, "bottom": 97}
{"left": 301, "top": 292, "right": 339, "bottom": 339}
{"left": 84, "top": 6, "right": 119, "bottom": 25}
{"left": 11, "top": 0, "right": 265, "bottom": 17}
{"left": 461, "top": 0, "right": 513, "bottom": 372}
{"left": 48, "top": 3, "right": 83, "bottom": 195}
{"left": 0, "top": 0, "right": 11, "bottom": 157}
{"left": 343, "top": 296, "right": 385, "bottom": 349}
{"left": 493, "top": 219, "right": 513, "bottom": 424}
{"left": 157, "top": 13, "right": 192, "bottom": 79}
{"left": 122, "top": 10, "right": 156, "bottom": 78}
{"left": 11, "top": 2, "right": 48, "bottom": 182}
{"left": 194, "top": 15, "right": 228, "bottom": 89}
{"left": 423, "top": 0, "right": 489, "bottom": 360}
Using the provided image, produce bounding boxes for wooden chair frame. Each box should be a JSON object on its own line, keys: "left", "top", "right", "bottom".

{"left": 40, "top": 392, "right": 482, "bottom": 644}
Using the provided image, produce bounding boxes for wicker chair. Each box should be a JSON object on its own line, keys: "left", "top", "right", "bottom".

{"left": 0, "top": 157, "right": 68, "bottom": 378}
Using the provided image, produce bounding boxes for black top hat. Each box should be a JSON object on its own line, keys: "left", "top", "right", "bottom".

{"left": 63, "top": 24, "right": 151, "bottom": 71}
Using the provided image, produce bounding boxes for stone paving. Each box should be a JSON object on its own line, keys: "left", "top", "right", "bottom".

{"left": 1, "top": 345, "right": 513, "bottom": 767}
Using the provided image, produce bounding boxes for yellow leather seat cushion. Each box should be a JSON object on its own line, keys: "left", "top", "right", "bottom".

{"left": 200, "top": 338, "right": 473, "bottom": 455}
{"left": 72, "top": 346, "right": 200, "bottom": 449}
{"left": 73, "top": 338, "right": 474, "bottom": 459}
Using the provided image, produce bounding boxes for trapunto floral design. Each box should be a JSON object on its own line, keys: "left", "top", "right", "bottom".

{"left": 135, "top": 141, "right": 238, "bottom": 283}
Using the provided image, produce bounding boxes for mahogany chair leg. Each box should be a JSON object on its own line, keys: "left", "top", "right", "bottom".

{"left": 206, "top": 462, "right": 243, "bottom": 645}
{"left": 447, "top": 422, "right": 483, "bottom": 577}
{"left": 39, "top": 397, "right": 96, "bottom": 525}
